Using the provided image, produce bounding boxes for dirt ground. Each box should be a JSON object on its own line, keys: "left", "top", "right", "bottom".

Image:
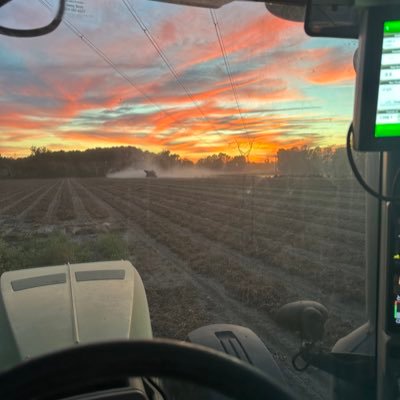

{"left": 0, "top": 175, "right": 366, "bottom": 399}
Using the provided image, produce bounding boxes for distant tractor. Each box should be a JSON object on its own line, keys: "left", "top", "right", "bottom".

{"left": 144, "top": 169, "right": 157, "bottom": 178}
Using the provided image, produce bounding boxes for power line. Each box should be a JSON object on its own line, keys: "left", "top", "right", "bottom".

{"left": 210, "top": 9, "right": 254, "bottom": 156}
{"left": 122, "top": 0, "right": 230, "bottom": 142}
{"left": 122, "top": 0, "right": 205, "bottom": 119}
{"left": 39, "top": 0, "right": 177, "bottom": 125}
{"left": 40, "top": 0, "right": 235, "bottom": 153}
{"left": 210, "top": 9, "right": 248, "bottom": 133}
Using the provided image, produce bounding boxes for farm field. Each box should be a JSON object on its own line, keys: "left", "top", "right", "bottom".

{"left": 0, "top": 175, "right": 366, "bottom": 399}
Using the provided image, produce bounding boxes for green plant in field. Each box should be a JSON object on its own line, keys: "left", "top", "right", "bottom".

{"left": 0, "top": 239, "right": 28, "bottom": 273}
{"left": 0, "top": 233, "right": 129, "bottom": 272}
{"left": 29, "top": 233, "right": 81, "bottom": 267}
{"left": 90, "top": 233, "right": 129, "bottom": 261}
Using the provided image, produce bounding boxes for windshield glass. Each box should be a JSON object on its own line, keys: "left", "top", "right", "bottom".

{"left": 0, "top": 1, "right": 365, "bottom": 399}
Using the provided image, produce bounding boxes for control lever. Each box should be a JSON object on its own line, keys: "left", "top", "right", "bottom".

{"left": 277, "top": 300, "right": 328, "bottom": 343}
{"left": 277, "top": 301, "right": 375, "bottom": 384}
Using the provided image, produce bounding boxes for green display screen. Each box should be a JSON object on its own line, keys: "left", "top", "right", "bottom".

{"left": 375, "top": 20, "right": 400, "bottom": 138}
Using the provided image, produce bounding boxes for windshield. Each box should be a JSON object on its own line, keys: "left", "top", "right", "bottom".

{"left": 0, "top": 1, "right": 365, "bottom": 399}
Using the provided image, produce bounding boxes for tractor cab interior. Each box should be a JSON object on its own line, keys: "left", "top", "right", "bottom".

{"left": 0, "top": 0, "right": 400, "bottom": 399}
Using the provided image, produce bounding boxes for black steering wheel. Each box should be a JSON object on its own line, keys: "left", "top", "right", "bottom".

{"left": 0, "top": 339, "right": 296, "bottom": 400}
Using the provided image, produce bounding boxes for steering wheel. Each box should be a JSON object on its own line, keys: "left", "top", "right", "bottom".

{"left": 0, "top": 339, "right": 296, "bottom": 400}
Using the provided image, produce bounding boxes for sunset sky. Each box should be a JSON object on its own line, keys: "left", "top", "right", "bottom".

{"left": 0, "top": 0, "right": 357, "bottom": 162}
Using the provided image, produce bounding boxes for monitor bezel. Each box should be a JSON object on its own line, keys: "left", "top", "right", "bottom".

{"left": 353, "top": 6, "right": 400, "bottom": 151}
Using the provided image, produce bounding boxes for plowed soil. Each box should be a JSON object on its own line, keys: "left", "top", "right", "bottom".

{"left": 0, "top": 176, "right": 366, "bottom": 399}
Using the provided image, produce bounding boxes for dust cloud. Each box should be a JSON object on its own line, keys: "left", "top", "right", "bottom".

{"left": 107, "top": 166, "right": 218, "bottom": 179}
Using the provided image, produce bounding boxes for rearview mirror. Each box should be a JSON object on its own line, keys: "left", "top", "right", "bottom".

{"left": 0, "top": 0, "right": 64, "bottom": 37}
{"left": 305, "top": 0, "right": 360, "bottom": 39}
{"left": 149, "top": 0, "right": 232, "bottom": 8}
{"left": 265, "top": 2, "right": 306, "bottom": 23}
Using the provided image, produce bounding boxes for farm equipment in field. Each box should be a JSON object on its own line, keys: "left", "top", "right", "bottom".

{"left": 144, "top": 169, "right": 157, "bottom": 178}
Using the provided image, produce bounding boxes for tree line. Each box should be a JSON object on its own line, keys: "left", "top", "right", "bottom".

{"left": 0, "top": 146, "right": 260, "bottom": 178}
{"left": 0, "top": 144, "right": 361, "bottom": 178}
{"left": 276, "top": 146, "right": 365, "bottom": 177}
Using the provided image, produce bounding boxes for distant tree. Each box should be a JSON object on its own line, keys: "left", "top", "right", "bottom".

{"left": 197, "top": 153, "right": 230, "bottom": 170}
{"left": 181, "top": 158, "right": 194, "bottom": 168}
{"left": 157, "top": 150, "right": 181, "bottom": 170}
{"left": 30, "top": 146, "right": 50, "bottom": 157}
{"left": 276, "top": 145, "right": 366, "bottom": 178}
{"left": 0, "top": 154, "right": 12, "bottom": 177}
{"left": 277, "top": 147, "right": 307, "bottom": 175}
{"left": 277, "top": 146, "right": 327, "bottom": 176}
{"left": 226, "top": 155, "right": 247, "bottom": 171}
{"left": 330, "top": 147, "right": 367, "bottom": 178}
{"left": 330, "top": 148, "right": 347, "bottom": 177}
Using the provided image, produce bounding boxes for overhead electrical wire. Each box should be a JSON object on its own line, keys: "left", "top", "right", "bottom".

{"left": 39, "top": 0, "right": 178, "bottom": 125}
{"left": 210, "top": 9, "right": 248, "bottom": 135}
{"left": 39, "top": 0, "right": 238, "bottom": 151}
{"left": 121, "top": 0, "right": 229, "bottom": 142}
{"left": 210, "top": 9, "right": 254, "bottom": 157}
{"left": 122, "top": 0, "right": 207, "bottom": 120}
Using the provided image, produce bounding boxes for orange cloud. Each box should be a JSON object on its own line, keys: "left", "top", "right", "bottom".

{"left": 299, "top": 48, "right": 355, "bottom": 85}
{"left": 307, "top": 61, "right": 355, "bottom": 84}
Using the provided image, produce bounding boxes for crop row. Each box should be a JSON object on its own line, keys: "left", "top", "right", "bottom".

{"left": 82, "top": 180, "right": 364, "bottom": 306}
{"left": 0, "top": 182, "right": 56, "bottom": 218}
{"left": 0, "top": 177, "right": 366, "bottom": 345}
{"left": 79, "top": 181, "right": 365, "bottom": 345}
{"left": 112, "top": 176, "right": 365, "bottom": 209}
{"left": 85, "top": 179, "right": 365, "bottom": 269}
{"left": 98, "top": 178, "right": 365, "bottom": 230}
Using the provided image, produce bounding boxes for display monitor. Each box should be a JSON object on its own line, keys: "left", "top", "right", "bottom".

{"left": 375, "top": 21, "right": 400, "bottom": 139}
{"left": 353, "top": 6, "right": 400, "bottom": 151}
